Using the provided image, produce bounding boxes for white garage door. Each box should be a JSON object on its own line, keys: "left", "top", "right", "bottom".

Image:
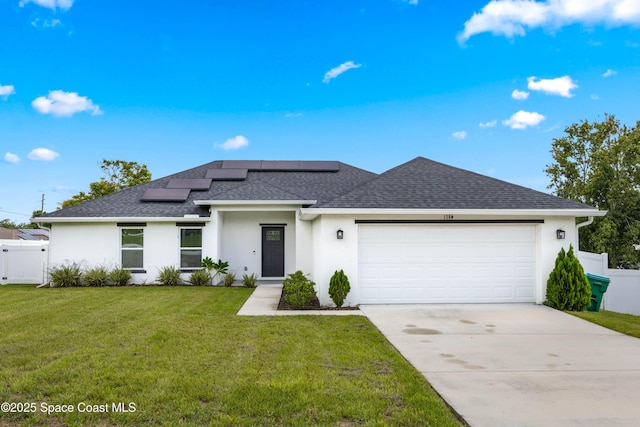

{"left": 358, "top": 224, "right": 537, "bottom": 304}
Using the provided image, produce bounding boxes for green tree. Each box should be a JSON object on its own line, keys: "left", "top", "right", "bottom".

{"left": 545, "top": 114, "right": 640, "bottom": 268}
{"left": 61, "top": 159, "right": 152, "bottom": 209}
{"left": 0, "top": 219, "right": 19, "bottom": 229}
{"left": 546, "top": 245, "right": 591, "bottom": 311}
{"left": 27, "top": 210, "right": 48, "bottom": 229}
{"left": 1, "top": 210, "right": 47, "bottom": 229}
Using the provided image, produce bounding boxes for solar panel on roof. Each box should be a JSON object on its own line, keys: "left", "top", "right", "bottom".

{"left": 221, "top": 160, "right": 262, "bottom": 169}
{"left": 260, "top": 161, "right": 301, "bottom": 171}
{"left": 17, "top": 233, "right": 38, "bottom": 241}
{"left": 220, "top": 160, "right": 340, "bottom": 172}
{"left": 141, "top": 188, "right": 190, "bottom": 202}
{"left": 205, "top": 168, "right": 248, "bottom": 180}
{"left": 19, "top": 229, "right": 48, "bottom": 237}
{"left": 166, "top": 178, "right": 212, "bottom": 190}
{"left": 300, "top": 161, "right": 339, "bottom": 171}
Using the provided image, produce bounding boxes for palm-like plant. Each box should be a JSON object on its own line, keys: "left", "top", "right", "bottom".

{"left": 201, "top": 257, "right": 229, "bottom": 286}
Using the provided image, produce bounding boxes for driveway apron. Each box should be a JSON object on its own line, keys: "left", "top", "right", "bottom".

{"left": 360, "top": 304, "right": 640, "bottom": 427}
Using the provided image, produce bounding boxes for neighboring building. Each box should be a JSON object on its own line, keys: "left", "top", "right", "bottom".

{"left": 33, "top": 157, "right": 604, "bottom": 306}
{"left": 0, "top": 227, "right": 49, "bottom": 241}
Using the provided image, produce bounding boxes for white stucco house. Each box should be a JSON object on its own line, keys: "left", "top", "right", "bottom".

{"left": 33, "top": 157, "right": 605, "bottom": 306}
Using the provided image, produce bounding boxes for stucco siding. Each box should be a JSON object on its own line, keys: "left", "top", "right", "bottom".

{"left": 311, "top": 215, "right": 359, "bottom": 307}
{"left": 49, "top": 221, "right": 217, "bottom": 284}
{"left": 220, "top": 211, "right": 296, "bottom": 279}
{"left": 538, "top": 217, "right": 580, "bottom": 303}
{"left": 50, "top": 222, "right": 119, "bottom": 268}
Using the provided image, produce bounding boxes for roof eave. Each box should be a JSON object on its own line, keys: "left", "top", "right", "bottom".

{"left": 298, "top": 208, "right": 607, "bottom": 221}
{"left": 194, "top": 200, "right": 318, "bottom": 213}
{"left": 31, "top": 216, "right": 213, "bottom": 224}
{"left": 195, "top": 200, "right": 317, "bottom": 206}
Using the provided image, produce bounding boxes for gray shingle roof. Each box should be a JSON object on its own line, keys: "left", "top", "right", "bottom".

{"left": 317, "top": 157, "right": 595, "bottom": 210}
{"left": 42, "top": 157, "right": 596, "bottom": 219}
{"left": 43, "top": 160, "right": 377, "bottom": 218}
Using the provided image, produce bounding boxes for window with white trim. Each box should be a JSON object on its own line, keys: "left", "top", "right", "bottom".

{"left": 180, "top": 228, "right": 202, "bottom": 269}
{"left": 121, "top": 228, "right": 144, "bottom": 269}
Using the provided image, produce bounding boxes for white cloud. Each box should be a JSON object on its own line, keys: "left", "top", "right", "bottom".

{"left": 31, "top": 18, "right": 62, "bottom": 29}
{"left": 403, "top": 0, "right": 419, "bottom": 4}
{"left": 31, "top": 90, "right": 102, "bottom": 117}
{"left": 479, "top": 120, "right": 497, "bottom": 128}
{"left": 527, "top": 75, "right": 577, "bottom": 97}
{"left": 28, "top": 148, "right": 59, "bottom": 161}
{"left": 4, "top": 152, "right": 20, "bottom": 163}
{"left": 322, "top": 61, "right": 362, "bottom": 83}
{"left": 591, "top": 94, "right": 600, "bottom": 100}
{"left": 216, "top": 135, "right": 249, "bottom": 151}
{"left": 19, "top": 0, "right": 74, "bottom": 11}
{"left": 458, "top": 0, "right": 640, "bottom": 43}
{"left": 452, "top": 131, "right": 467, "bottom": 140}
{"left": 511, "top": 89, "right": 530, "bottom": 100}
{"left": 603, "top": 68, "right": 618, "bottom": 77}
{"left": 285, "top": 112, "right": 303, "bottom": 118}
{"left": 503, "top": 110, "right": 546, "bottom": 129}
{"left": 0, "top": 84, "right": 16, "bottom": 99}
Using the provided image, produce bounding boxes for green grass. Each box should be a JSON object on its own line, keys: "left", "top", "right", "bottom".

{"left": 0, "top": 286, "right": 462, "bottom": 426}
{"left": 570, "top": 310, "right": 640, "bottom": 338}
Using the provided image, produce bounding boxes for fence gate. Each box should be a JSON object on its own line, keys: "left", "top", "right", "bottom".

{"left": 0, "top": 241, "right": 49, "bottom": 285}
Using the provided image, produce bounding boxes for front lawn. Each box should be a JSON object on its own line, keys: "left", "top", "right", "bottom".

{"left": 570, "top": 310, "right": 640, "bottom": 338}
{"left": 0, "top": 286, "right": 462, "bottom": 426}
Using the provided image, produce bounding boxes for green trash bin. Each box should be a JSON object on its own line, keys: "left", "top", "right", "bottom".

{"left": 586, "top": 273, "right": 610, "bottom": 312}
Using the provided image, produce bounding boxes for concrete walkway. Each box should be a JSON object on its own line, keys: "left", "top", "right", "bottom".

{"left": 236, "top": 285, "right": 363, "bottom": 316}
{"left": 360, "top": 303, "right": 640, "bottom": 427}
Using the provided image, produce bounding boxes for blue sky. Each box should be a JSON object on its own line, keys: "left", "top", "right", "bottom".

{"left": 1, "top": 0, "right": 640, "bottom": 223}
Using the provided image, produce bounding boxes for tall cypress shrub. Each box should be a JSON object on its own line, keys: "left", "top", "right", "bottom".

{"left": 329, "top": 270, "right": 351, "bottom": 308}
{"left": 546, "top": 245, "right": 591, "bottom": 311}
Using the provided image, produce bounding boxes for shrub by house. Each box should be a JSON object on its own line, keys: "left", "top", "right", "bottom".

{"left": 546, "top": 245, "right": 591, "bottom": 311}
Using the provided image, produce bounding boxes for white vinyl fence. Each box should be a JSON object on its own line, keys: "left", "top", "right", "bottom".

{"left": 578, "top": 251, "right": 640, "bottom": 315}
{"left": 0, "top": 240, "right": 49, "bottom": 285}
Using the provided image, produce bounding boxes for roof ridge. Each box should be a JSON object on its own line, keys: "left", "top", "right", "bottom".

{"left": 317, "top": 157, "right": 421, "bottom": 207}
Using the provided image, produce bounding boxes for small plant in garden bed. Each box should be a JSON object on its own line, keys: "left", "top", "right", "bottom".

{"left": 201, "top": 257, "right": 229, "bottom": 285}
{"left": 84, "top": 266, "right": 110, "bottom": 287}
{"left": 49, "top": 262, "right": 82, "bottom": 287}
{"left": 108, "top": 268, "right": 132, "bottom": 286}
{"left": 223, "top": 272, "right": 236, "bottom": 287}
{"left": 242, "top": 273, "right": 258, "bottom": 288}
{"left": 157, "top": 266, "right": 182, "bottom": 286}
{"left": 188, "top": 269, "right": 211, "bottom": 286}
{"left": 282, "top": 270, "right": 319, "bottom": 309}
{"left": 329, "top": 269, "right": 351, "bottom": 307}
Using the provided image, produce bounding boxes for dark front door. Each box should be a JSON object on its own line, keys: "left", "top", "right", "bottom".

{"left": 262, "top": 227, "right": 285, "bottom": 277}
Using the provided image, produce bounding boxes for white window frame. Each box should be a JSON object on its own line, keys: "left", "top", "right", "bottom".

{"left": 179, "top": 228, "right": 203, "bottom": 270}
{"left": 120, "top": 228, "right": 144, "bottom": 271}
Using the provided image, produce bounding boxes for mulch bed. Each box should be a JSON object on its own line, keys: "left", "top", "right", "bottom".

{"left": 277, "top": 290, "right": 360, "bottom": 311}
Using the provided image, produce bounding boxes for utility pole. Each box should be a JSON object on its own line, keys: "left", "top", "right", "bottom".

{"left": 41, "top": 194, "right": 45, "bottom": 213}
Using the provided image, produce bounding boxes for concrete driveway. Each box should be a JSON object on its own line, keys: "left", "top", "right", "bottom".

{"left": 359, "top": 304, "right": 640, "bottom": 427}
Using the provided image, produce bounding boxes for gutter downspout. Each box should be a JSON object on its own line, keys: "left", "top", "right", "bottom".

{"left": 575, "top": 216, "right": 594, "bottom": 252}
